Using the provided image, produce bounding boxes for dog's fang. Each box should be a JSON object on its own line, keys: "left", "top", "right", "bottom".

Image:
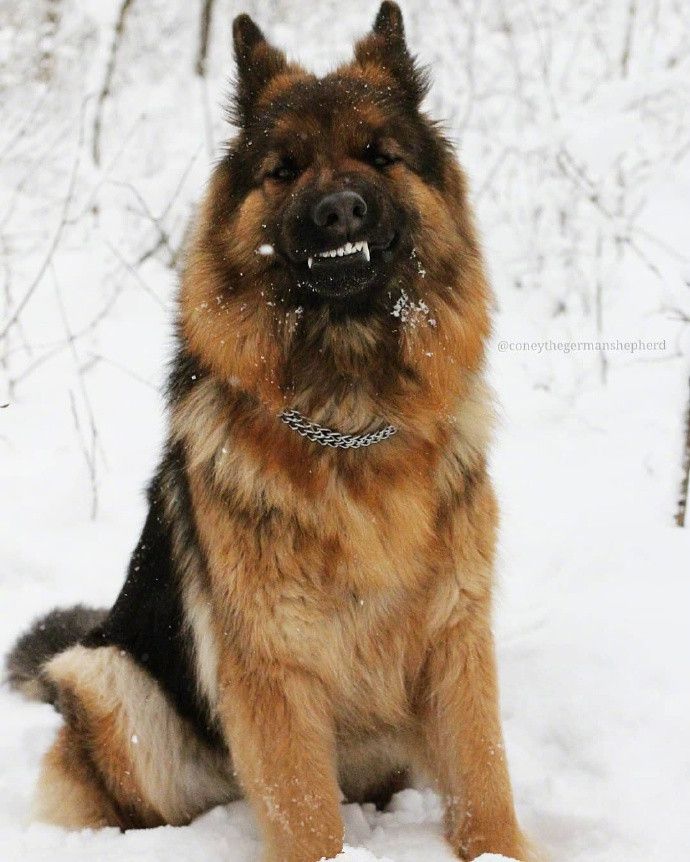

{"left": 363, "top": 241, "right": 370, "bottom": 262}
{"left": 307, "top": 257, "right": 313, "bottom": 269}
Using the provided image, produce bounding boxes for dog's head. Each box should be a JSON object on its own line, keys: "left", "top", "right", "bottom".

{"left": 183, "top": 3, "right": 488, "bottom": 415}
{"left": 221, "top": 2, "right": 459, "bottom": 311}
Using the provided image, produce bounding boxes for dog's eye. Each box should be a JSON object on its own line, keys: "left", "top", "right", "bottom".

{"left": 365, "top": 145, "right": 400, "bottom": 170}
{"left": 267, "top": 160, "right": 299, "bottom": 183}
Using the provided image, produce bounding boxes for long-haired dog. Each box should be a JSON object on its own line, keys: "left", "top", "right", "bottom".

{"left": 5, "top": 4, "right": 529, "bottom": 860}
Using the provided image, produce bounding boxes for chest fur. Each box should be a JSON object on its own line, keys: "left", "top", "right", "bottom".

{"left": 189, "top": 444, "right": 442, "bottom": 705}
{"left": 178, "top": 375, "right": 491, "bottom": 721}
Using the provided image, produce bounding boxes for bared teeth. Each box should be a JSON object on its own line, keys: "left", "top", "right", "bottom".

{"left": 315, "top": 240, "right": 370, "bottom": 260}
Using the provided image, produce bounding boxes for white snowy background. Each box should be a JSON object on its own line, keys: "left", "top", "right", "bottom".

{"left": 1, "top": 1, "right": 689, "bottom": 860}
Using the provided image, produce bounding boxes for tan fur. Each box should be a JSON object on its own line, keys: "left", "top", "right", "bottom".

{"left": 33, "top": 725, "right": 120, "bottom": 829}
{"left": 182, "top": 574, "right": 222, "bottom": 714}
{"left": 37, "top": 646, "right": 237, "bottom": 829}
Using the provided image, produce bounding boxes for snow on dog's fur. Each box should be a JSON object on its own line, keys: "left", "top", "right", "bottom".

{"left": 4, "top": 4, "right": 529, "bottom": 860}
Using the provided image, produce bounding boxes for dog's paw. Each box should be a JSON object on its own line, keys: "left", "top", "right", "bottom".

{"left": 455, "top": 829, "right": 536, "bottom": 862}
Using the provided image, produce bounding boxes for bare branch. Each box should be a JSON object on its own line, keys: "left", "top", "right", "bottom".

{"left": 53, "top": 267, "right": 102, "bottom": 520}
{"left": 0, "top": 99, "right": 88, "bottom": 342}
{"left": 676, "top": 377, "right": 690, "bottom": 527}
{"left": 107, "top": 179, "right": 178, "bottom": 267}
{"left": 0, "top": 87, "right": 50, "bottom": 162}
{"left": 620, "top": 0, "right": 638, "bottom": 77}
{"left": 102, "top": 237, "right": 166, "bottom": 307}
{"left": 196, "top": 0, "right": 217, "bottom": 78}
{"left": 92, "top": 0, "right": 136, "bottom": 165}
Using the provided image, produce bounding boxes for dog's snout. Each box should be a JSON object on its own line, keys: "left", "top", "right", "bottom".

{"left": 311, "top": 190, "right": 368, "bottom": 238}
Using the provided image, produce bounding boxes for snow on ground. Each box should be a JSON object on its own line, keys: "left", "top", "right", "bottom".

{"left": 1, "top": 1, "right": 690, "bottom": 860}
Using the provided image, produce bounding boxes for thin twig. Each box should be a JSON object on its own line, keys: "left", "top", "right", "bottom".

{"left": 675, "top": 376, "right": 690, "bottom": 527}
{"left": 0, "top": 122, "right": 72, "bottom": 233}
{"left": 53, "top": 267, "right": 101, "bottom": 520}
{"left": 135, "top": 148, "right": 201, "bottom": 265}
{"left": 0, "top": 99, "right": 88, "bottom": 342}
{"left": 555, "top": 148, "right": 664, "bottom": 280}
{"left": 0, "top": 87, "right": 50, "bottom": 162}
{"left": 620, "top": 0, "right": 638, "bottom": 77}
{"left": 102, "top": 237, "right": 166, "bottom": 307}
{"left": 86, "top": 352, "right": 158, "bottom": 389}
{"left": 6, "top": 278, "right": 126, "bottom": 391}
{"left": 92, "top": 0, "right": 136, "bottom": 165}
{"left": 107, "top": 179, "right": 177, "bottom": 265}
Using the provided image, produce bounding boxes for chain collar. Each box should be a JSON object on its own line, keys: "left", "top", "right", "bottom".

{"left": 279, "top": 409, "right": 397, "bottom": 449}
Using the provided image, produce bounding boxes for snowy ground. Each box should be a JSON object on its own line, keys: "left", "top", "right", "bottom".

{"left": 1, "top": 1, "right": 690, "bottom": 860}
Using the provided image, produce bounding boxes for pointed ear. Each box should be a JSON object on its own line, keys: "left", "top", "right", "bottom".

{"left": 232, "top": 14, "right": 288, "bottom": 124}
{"left": 373, "top": 0, "right": 406, "bottom": 39}
{"left": 354, "top": 2, "right": 428, "bottom": 106}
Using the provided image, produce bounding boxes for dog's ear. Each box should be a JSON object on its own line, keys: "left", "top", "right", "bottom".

{"left": 232, "top": 14, "right": 287, "bottom": 124}
{"left": 354, "top": 2, "right": 428, "bottom": 106}
{"left": 373, "top": 0, "right": 406, "bottom": 39}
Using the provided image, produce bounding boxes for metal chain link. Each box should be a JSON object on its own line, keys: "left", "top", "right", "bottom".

{"left": 279, "top": 409, "right": 397, "bottom": 449}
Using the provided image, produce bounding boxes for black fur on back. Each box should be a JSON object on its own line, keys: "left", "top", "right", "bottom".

{"left": 4, "top": 605, "right": 107, "bottom": 704}
{"left": 82, "top": 443, "right": 224, "bottom": 751}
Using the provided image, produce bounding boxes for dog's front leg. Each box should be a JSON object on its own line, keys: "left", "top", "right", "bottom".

{"left": 218, "top": 655, "right": 344, "bottom": 862}
{"left": 421, "top": 608, "right": 528, "bottom": 861}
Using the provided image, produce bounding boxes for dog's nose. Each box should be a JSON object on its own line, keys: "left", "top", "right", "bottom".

{"left": 312, "top": 191, "right": 368, "bottom": 239}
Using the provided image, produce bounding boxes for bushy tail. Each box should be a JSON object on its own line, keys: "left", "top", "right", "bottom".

{"left": 4, "top": 605, "right": 107, "bottom": 704}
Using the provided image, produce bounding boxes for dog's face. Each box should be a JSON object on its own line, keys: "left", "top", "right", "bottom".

{"left": 183, "top": 3, "right": 488, "bottom": 411}
{"left": 253, "top": 79, "right": 412, "bottom": 303}
{"left": 225, "top": 2, "right": 450, "bottom": 312}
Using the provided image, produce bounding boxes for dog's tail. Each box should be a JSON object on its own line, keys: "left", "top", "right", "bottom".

{"left": 4, "top": 605, "right": 108, "bottom": 704}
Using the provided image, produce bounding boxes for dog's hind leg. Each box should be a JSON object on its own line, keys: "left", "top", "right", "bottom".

{"left": 33, "top": 644, "right": 238, "bottom": 830}
{"left": 34, "top": 723, "right": 125, "bottom": 828}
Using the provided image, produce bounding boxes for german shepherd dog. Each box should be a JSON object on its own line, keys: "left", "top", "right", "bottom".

{"left": 5, "top": 4, "right": 529, "bottom": 860}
